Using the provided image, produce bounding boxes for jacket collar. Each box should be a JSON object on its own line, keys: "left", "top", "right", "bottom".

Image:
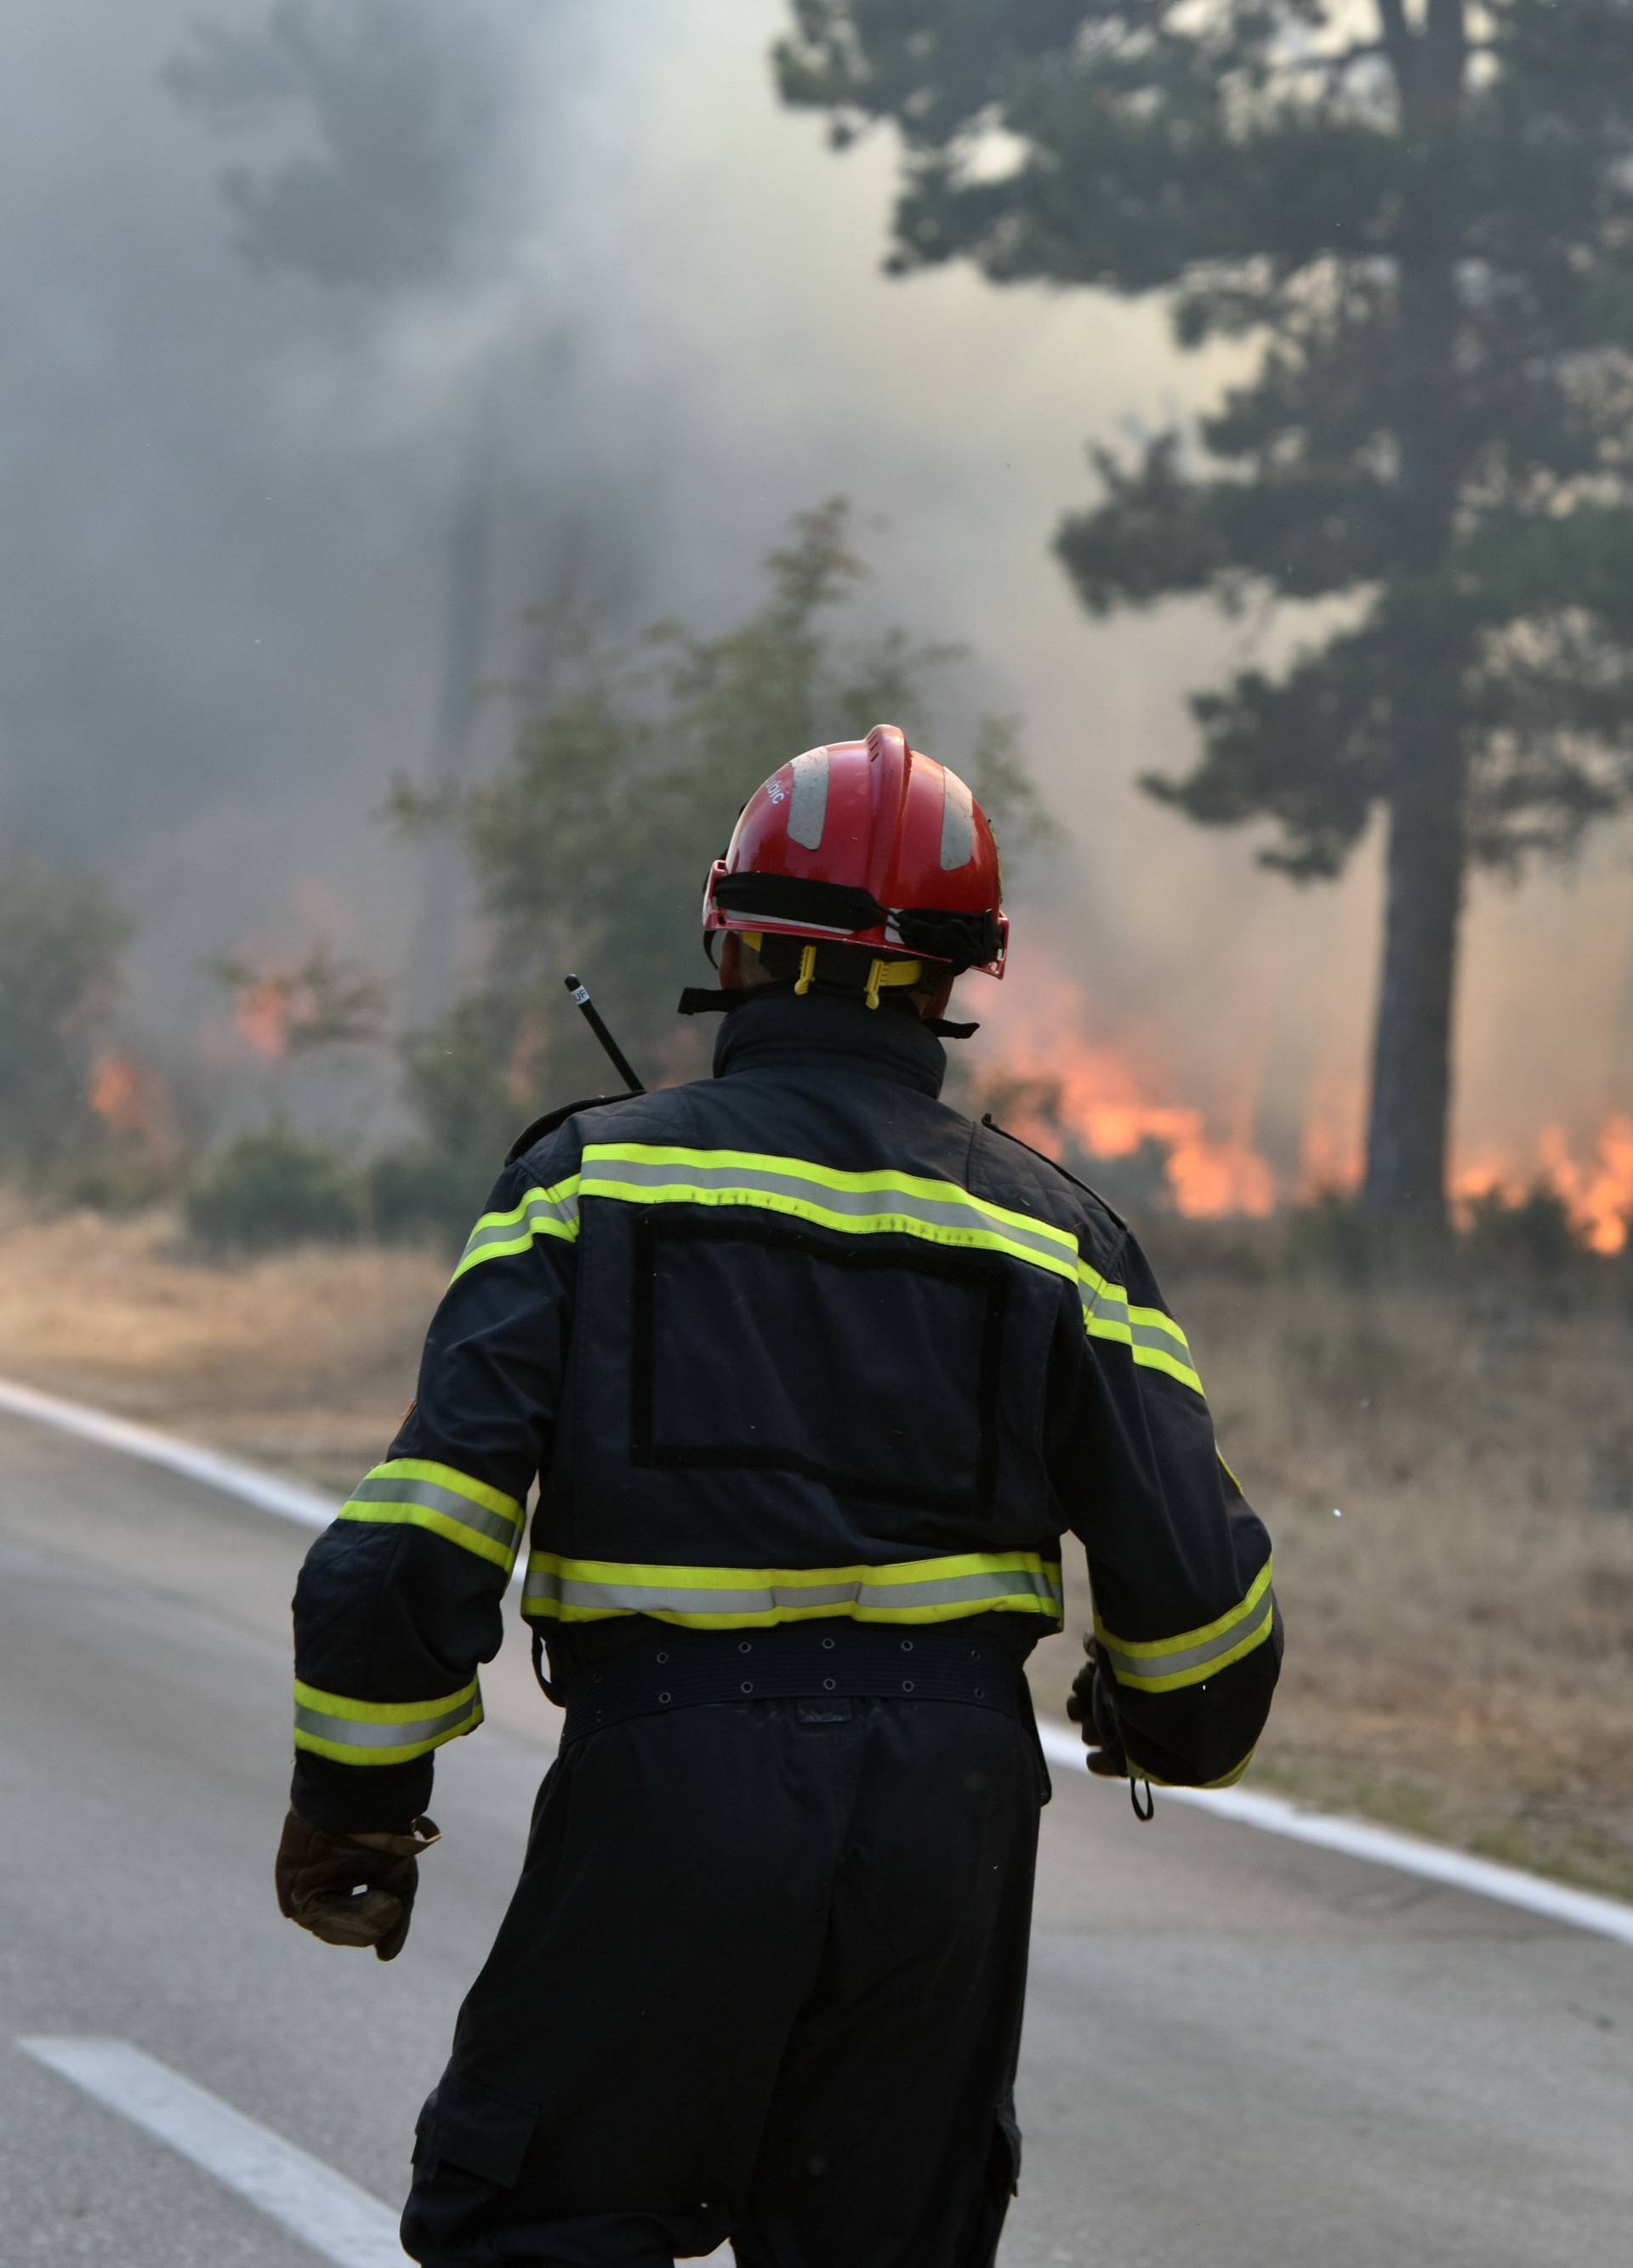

{"left": 712, "top": 987, "right": 947, "bottom": 1100}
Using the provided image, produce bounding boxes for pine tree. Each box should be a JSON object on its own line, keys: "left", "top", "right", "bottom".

{"left": 777, "top": 1, "right": 1633, "bottom": 1232}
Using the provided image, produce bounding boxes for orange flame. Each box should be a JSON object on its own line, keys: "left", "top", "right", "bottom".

{"left": 234, "top": 977, "right": 299, "bottom": 1060}
{"left": 1453, "top": 1117, "right": 1633, "bottom": 1254}
{"left": 982, "top": 968, "right": 1276, "bottom": 1219}
{"left": 1299, "top": 1076, "right": 1366, "bottom": 1195}
{"left": 990, "top": 955, "right": 1631, "bottom": 1249}
{"left": 88, "top": 1054, "right": 178, "bottom": 1160}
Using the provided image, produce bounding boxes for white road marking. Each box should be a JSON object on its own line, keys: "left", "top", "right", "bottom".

{"left": 0, "top": 1377, "right": 332, "bottom": 1528}
{"left": 1035, "top": 1723, "right": 1633, "bottom": 1949}
{"left": 20, "top": 2037, "right": 407, "bottom": 2265}
{"left": 4, "top": 1375, "right": 1630, "bottom": 1952}
{"left": 20, "top": 2037, "right": 737, "bottom": 2265}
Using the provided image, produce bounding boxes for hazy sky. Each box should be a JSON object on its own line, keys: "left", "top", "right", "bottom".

{"left": 3, "top": 0, "right": 1628, "bottom": 1176}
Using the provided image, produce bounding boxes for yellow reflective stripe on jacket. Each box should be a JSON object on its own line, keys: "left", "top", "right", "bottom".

{"left": 450, "top": 1175, "right": 581, "bottom": 1283}
{"left": 579, "top": 1144, "right": 1079, "bottom": 1281}
{"left": 1094, "top": 1557, "right": 1275, "bottom": 1692}
{"left": 335, "top": 1458, "right": 524, "bottom": 1574}
{"left": 522, "top": 1549, "right": 1065, "bottom": 1630}
{"left": 1126, "top": 1742, "right": 1258, "bottom": 1791}
{"left": 1078, "top": 1261, "right": 1204, "bottom": 1397}
{"left": 293, "top": 1675, "right": 483, "bottom": 1765}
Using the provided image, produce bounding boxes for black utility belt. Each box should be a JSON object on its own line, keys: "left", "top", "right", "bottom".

{"left": 557, "top": 1618, "right": 1028, "bottom": 1747}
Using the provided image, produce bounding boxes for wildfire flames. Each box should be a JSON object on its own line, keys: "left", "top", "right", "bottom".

{"left": 987, "top": 1039, "right": 1276, "bottom": 1219}
{"left": 986, "top": 964, "right": 1633, "bottom": 1250}
{"left": 89, "top": 958, "right": 1633, "bottom": 1253}
{"left": 233, "top": 975, "right": 301, "bottom": 1060}
{"left": 87, "top": 1053, "right": 177, "bottom": 1160}
{"left": 982, "top": 960, "right": 1277, "bottom": 1219}
{"left": 1453, "top": 1117, "right": 1633, "bottom": 1255}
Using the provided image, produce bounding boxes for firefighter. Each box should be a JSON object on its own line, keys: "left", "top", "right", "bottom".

{"left": 275, "top": 724, "right": 1282, "bottom": 2268}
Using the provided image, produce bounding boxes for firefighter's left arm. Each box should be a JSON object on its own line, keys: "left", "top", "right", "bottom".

{"left": 290, "top": 1138, "right": 579, "bottom": 1832}
{"left": 1055, "top": 1224, "right": 1283, "bottom": 1791}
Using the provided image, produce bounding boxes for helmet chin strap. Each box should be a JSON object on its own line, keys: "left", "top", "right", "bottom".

{"left": 788, "top": 940, "right": 925, "bottom": 1010}
{"left": 684, "top": 923, "right": 974, "bottom": 1030}
{"left": 674, "top": 982, "right": 979, "bottom": 1039}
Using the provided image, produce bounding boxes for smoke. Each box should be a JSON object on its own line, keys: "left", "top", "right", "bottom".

{"left": 1, "top": 0, "right": 1626, "bottom": 1168}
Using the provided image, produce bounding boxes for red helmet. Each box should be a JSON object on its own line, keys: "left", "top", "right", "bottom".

{"left": 703, "top": 724, "right": 1009, "bottom": 986}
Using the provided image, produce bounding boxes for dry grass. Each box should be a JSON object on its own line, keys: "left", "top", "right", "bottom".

{"left": 1065, "top": 1270, "right": 1633, "bottom": 1901}
{"left": 0, "top": 1203, "right": 444, "bottom": 1492}
{"left": 3, "top": 1202, "right": 1630, "bottom": 1898}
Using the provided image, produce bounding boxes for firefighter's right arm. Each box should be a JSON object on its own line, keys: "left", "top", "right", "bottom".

{"left": 288, "top": 1130, "right": 580, "bottom": 1835}
{"left": 1054, "top": 1223, "right": 1282, "bottom": 1789}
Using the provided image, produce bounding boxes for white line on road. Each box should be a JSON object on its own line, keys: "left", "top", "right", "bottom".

{"left": 20, "top": 2037, "right": 407, "bottom": 2266}
{"left": 0, "top": 1377, "right": 332, "bottom": 1528}
{"left": 20, "top": 2038, "right": 737, "bottom": 2266}
{"left": 1035, "top": 1723, "right": 1633, "bottom": 1949}
{"left": 5, "top": 1374, "right": 1631, "bottom": 1953}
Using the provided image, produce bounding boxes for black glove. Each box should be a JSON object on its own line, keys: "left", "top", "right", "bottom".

{"left": 1066, "top": 1637, "right": 1129, "bottom": 1780}
{"left": 275, "top": 1809, "right": 439, "bottom": 1962}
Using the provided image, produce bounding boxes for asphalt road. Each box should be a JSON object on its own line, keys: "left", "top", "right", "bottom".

{"left": 3, "top": 1409, "right": 1630, "bottom": 2267}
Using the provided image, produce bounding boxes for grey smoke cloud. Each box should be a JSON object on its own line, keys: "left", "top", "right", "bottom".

{"left": 1, "top": 0, "right": 1625, "bottom": 1173}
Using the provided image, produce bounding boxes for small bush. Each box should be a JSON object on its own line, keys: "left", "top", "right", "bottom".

{"left": 1459, "top": 1185, "right": 1582, "bottom": 1279}
{"left": 1283, "top": 1192, "right": 1383, "bottom": 1284}
{"left": 366, "top": 1147, "right": 490, "bottom": 1251}
{"left": 184, "top": 1124, "right": 363, "bottom": 1253}
{"left": 58, "top": 1157, "right": 181, "bottom": 1215}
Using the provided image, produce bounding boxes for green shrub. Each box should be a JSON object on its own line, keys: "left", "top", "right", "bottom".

{"left": 1459, "top": 1184, "right": 1582, "bottom": 1278}
{"left": 59, "top": 1157, "right": 180, "bottom": 1215}
{"left": 184, "top": 1124, "right": 363, "bottom": 1253}
{"left": 366, "top": 1147, "right": 490, "bottom": 1251}
{"left": 1283, "top": 1192, "right": 1382, "bottom": 1284}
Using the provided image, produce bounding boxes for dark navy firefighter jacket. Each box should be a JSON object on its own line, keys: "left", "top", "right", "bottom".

{"left": 291, "top": 988, "right": 1281, "bottom": 1828}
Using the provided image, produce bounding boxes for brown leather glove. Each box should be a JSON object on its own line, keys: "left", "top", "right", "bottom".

{"left": 275, "top": 1809, "right": 439, "bottom": 1962}
{"left": 1066, "top": 1637, "right": 1129, "bottom": 1780}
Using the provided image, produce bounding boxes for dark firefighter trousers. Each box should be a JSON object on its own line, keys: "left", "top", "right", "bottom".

{"left": 403, "top": 1693, "right": 1044, "bottom": 2268}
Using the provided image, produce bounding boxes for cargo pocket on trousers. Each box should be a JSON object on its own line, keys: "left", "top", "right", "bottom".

{"left": 965, "top": 2095, "right": 1023, "bottom": 2268}
{"left": 413, "top": 2069, "right": 538, "bottom": 2187}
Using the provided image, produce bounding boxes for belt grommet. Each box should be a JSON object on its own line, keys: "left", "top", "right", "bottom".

{"left": 738, "top": 1640, "right": 753, "bottom": 1654}
{"left": 822, "top": 1636, "right": 835, "bottom": 1651}
{"left": 740, "top": 1680, "right": 754, "bottom": 1695}
{"left": 901, "top": 1680, "right": 915, "bottom": 1694}
{"left": 658, "top": 1691, "right": 672, "bottom": 1705}
{"left": 900, "top": 1639, "right": 913, "bottom": 1652}
{"left": 975, "top": 1687, "right": 986, "bottom": 1699}
{"left": 657, "top": 1651, "right": 669, "bottom": 1664}
{"left": 823, "top": 1678, "right": 836, "bottom": 1691}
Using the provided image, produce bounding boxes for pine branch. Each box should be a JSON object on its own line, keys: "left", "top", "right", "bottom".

{"left": 1287, "top": 40, "right": 1385, "bottom": 80}
{"left": 1374, "top": 0, "right": 1414, "bottom": 80}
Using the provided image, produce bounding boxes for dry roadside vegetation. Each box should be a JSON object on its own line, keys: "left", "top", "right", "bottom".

{"left": 0, "top": 1202, "right": 442, "bottom": 1493}
{"left": 3, "top": 1201, "right": 1630, "bottom": 1901}
{"left": 1084, "top": 1261, "right": 1633, "bottom": 1902}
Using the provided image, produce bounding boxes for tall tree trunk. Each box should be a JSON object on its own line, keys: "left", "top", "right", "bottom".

{"left": 404, "top": 419, "right": 495, "bottom": 1021}
{"left": 1362, "top": 736, "right": 1467, "bottom": 1231}
{"left": 1363, "top": 0, "right": 1471, "bottom": 1236}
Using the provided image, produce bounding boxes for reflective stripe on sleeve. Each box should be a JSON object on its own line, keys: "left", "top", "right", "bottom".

{"left": 522, "top": 1550, "right": 1066, "bottom": 1630}
{"left": 1078, "top": 1261, "right": 1204, "bottom": 1397}
{"left": 1125, "top": 1742, "right": 1258, "bottom": 1791}
{"left": 579, "top": 1145, "right": 1079, "bottom": 1280}
{"left": 450, "top": 1176, "right": 580, "bottom": 1283}
{"left": 335, "top": 1459, "right": 524, "bottom": 1574}
{"left": 1094, "top": 1559, "right": 1276, "bottom": 1693}
{"left": 293, "top": 1675, "right": 483, "bottom": 1765}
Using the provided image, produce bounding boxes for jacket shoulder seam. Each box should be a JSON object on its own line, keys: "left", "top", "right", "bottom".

{"left": 977, "top": 1113, "right": 1131, "bottom": 1236}
{"left": 505, "top": 1094, "right": 629, "bottom": 1166}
